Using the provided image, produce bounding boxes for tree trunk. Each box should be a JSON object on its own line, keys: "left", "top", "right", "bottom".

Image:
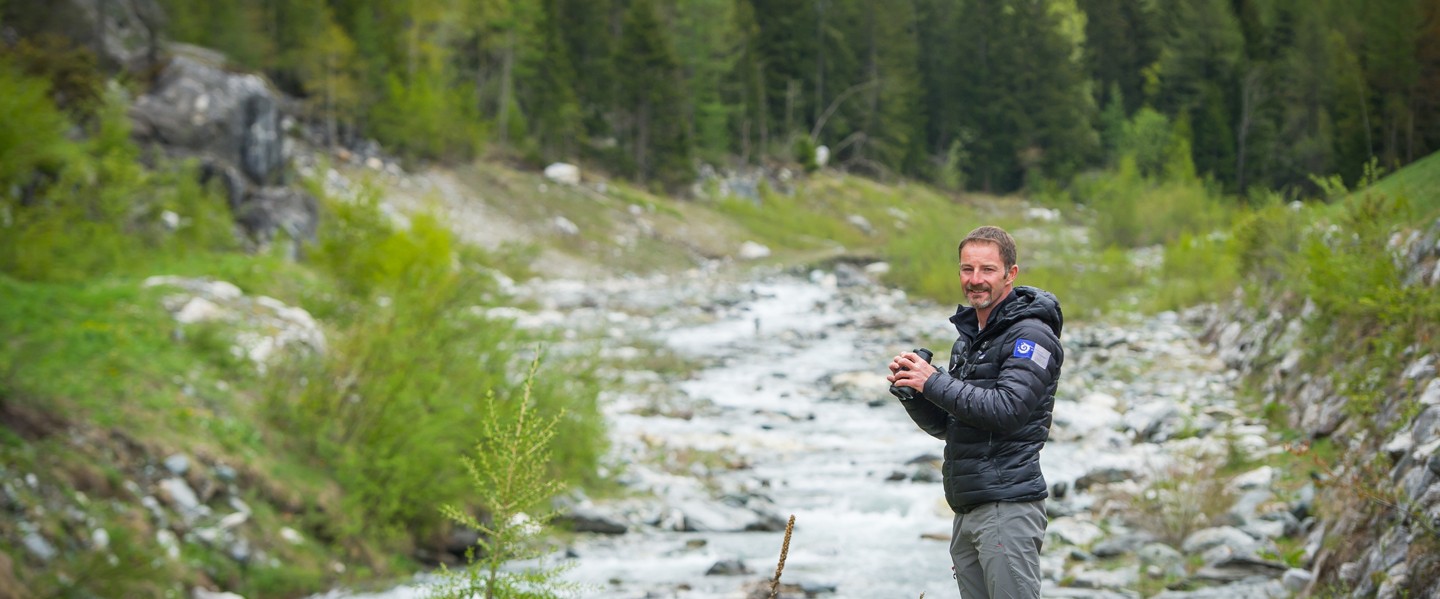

{"left": 636, "top": 100, "right": 652, "bottom": 181}
{"left": 1236, "top": 68, "right": 1263, "bottom": 193}
{"left": 498, "top": 30, "right": 516, "bottom": 146}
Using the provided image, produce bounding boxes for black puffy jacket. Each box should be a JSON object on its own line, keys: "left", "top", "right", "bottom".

{"left": 902, "top": 286, "right": 1064, "bottom": 513}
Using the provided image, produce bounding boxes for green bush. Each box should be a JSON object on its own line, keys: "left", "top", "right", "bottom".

{"left": 1149, "top": 231, "right": 1240, "bottom": 311}
{"left": 0, "top": 60, "right": 79, "bottom": 191}
{"left": 271, "top": 194, "right": 604, "bottom": 543}
{"left": 714, "top": 185, "right": 867, "bottom": 252}
{"left": 1024, "top": 245, "right": 1146, "bottom": 320}
{"left": 1293, "top": 193, "right": 1440, "bottom": 422}
{"left": 1074, "top": 156, "right": 1232, "bottom": 249}
{"left": 1228, "top": 200, "right": 1307, "bottom": 294}
{"left": 0, "top": 83, "right": 224, "bottom": 283}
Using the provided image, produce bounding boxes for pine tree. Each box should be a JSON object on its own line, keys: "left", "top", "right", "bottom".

{"left": 614, "top": 0, "right": 693, "bottom": 187}
{"left": 673, "top": 0, "right": 742, "bottom": 162}
{"left": 1077, "top": 0, "right": 1160, "bottom": 115}
{"left": 854, "top": 0, "right": 925, "bottom": 176}
{"left": 519, "top": 0, "right": 583, "bottom": 161}
{"left": 1153, "top": 0, "right": 1245, "bottom": 188}
{"left": 551, "top": 0, "right": 620, "bottom": 143}
{"left": 951, "top": 0, "right": 1097, "bottom": 191}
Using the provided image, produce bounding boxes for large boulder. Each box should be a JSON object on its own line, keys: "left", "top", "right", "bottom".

{"left": 131, "top": 50, "right": 318, "bottom": 255}
{"left": 130, "top": 51, "right": 290, "bottom": 187}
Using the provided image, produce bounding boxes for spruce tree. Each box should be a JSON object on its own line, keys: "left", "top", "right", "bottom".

{"left": 614, "top": 0, "right": 693, "bottom": 188}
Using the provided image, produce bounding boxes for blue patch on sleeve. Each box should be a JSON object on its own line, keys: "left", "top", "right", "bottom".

{"left": 1013, "top": 338, "right": 1052, "bottom": 369}
{"left": 1013, "top": 339, "right": 1036, "bottom": 358}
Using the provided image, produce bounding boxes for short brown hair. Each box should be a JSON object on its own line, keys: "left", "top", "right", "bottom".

{"left": 958, "top": 226, "right": 1017, "bottom": 269}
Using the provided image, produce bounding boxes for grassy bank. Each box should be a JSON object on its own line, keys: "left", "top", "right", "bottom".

{"left": 0, "top": 80, "right": 607, "bottom": 596}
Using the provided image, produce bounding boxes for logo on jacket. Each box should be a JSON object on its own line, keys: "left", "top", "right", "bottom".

{"left": 1013, "top": 338, "right": 1051, "bottom": 369}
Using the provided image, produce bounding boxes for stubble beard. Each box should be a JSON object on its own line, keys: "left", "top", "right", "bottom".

{"left": 966, "top": 285, "right": 994, "bottom": 309}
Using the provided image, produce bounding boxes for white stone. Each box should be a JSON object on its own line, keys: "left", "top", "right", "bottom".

{"left": 1382, "top": 432, "right": 1414, "bottom": 456}
{"left": 279, "top": 527, "right": 304, "bottom": 545}
{"left": 1414, "top": 438, "right": 1440, "bottom": 460}
{"left": 1230, "top": 466, "right": 1274, "bottom": 490}
{"left": 1282, "top": 568, "right": 1315, "bottom": 592}
{"left": 159, "top": 478, "right": 200, "bottom": 511}
{"left": 156, "top": 529, "right": 181, "bottom": 560}
{"left": 1026, "top": 207, "right": 1061, "bottom": 222}
{"left": 1181, "top": 525, "right": 1258, "bottom": 557}
{"left": 174, "top": 297, "right": 226, "bottom": 324}
{"left": 1402, "top": 354, "right": 1435, "bottom": 381}
{"left": 553, "top": 216, "right": 580, "bottom": 236}
{"left": 738, "top": 241, "right": 771, "bottom": 260}
{"left": 543, "top": 162, "right": 581, "bottom": 185}
{"left": 1046, "top": 516, "right": 1105, "bottom": 547}
{"left": 193, "top": 590, "right": 247, "bottom": 599}
{"left": 1052, "top": 392, "right": 1123, "bottom": 441}
{"left": 218, "top": 511, "right": 248, "bottom": 530}
{"left": 163, "top": 454, "right": 190, "bottom": 475}
{"left": 1419, "top": 378, "right": 1440, "bottom": 406}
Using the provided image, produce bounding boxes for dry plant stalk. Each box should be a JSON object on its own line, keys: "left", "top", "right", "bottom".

{"left": 769, "top": 515, "right": 796, "bottom": 599}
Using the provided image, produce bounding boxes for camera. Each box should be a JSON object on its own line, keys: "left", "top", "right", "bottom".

{"left": 889, "top": 348, "right": 934, "bottom": 401}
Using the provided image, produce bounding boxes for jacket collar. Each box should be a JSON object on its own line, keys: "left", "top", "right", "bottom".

{"left": 949, "top": 289, "right": 1018, "bottom": 339}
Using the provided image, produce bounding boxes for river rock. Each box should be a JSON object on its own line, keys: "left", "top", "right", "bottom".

{"left": 555, "top": 503, "right": 630, "bottom": 535}
{"left": 1047, "top": 516, "right": 1105, "bottom": 547}
{"left": 1091, "top": 532, "right": 1155, "bottom": 558}
{"left": 1068, "top": 565, "right": 1139, "bottom": 590}
{"left": 1152, "top": 579, "right": 1288, "bottom": 598}
{"left": 705, "top": 559, "right": 749, "bottom": 576}
{"left": 1138, "top": 542, "right": 1186, "bottom": 579}
{"left": 1191, "top": 555, "right": 1288, "bottom": 583}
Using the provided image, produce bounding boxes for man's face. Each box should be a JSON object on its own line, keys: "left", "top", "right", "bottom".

{"left": 959, "top": 241, "right": 1016, "bottom": 310}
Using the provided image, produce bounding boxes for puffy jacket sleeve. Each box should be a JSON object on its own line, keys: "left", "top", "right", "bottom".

{"left": 919, "top": 323, "right": 1060, "bottom": 433}
{"left": 901, "top": 393, "right": 948, "bottom": 440}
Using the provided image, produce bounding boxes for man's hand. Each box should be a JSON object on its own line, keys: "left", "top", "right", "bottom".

{"left": 887, "top": 351, "right": 938, "bottom": 393}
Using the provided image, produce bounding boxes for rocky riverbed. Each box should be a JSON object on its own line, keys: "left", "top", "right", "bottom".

{"left": 322, "top": 260, "right": 1315, "bottom": 599}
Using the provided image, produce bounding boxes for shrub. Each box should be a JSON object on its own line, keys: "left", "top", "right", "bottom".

{"left": 0, "top": 58, "right": 237, "bottom": 283}
{"left": 1105, "top": 449, "right": 1237, "bottom": 548}
{"left": 428, "top": 359, "right": 582, "bottom": 599}
{"left": 272, "top": 194, "right": 605, "bottom": 545}
{"left": 1074, "top": 156, "right": 1232, "bottom": 249}
{"left": 1149, "top": 231, "right": 1240, "bottom": 311}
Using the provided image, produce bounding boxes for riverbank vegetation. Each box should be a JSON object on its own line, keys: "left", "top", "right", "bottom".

{"left": 0, "top": 72, "right": 606, "bottom": 596}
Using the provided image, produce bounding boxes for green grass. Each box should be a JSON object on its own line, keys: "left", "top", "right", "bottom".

{"left": 1368, "top": 150, "right": 1440, "bottom": 215}
{"left": 0, "top": 275, "right": 248, "bottom": 436}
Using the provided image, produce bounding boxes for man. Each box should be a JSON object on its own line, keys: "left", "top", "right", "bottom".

{"left": 887, "top": 225, "right": 1064, "bottom": 599}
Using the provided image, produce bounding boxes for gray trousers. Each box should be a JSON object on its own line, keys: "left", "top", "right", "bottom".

{"left": 949, "top": 500, "right": 1047, "bottom": 599}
